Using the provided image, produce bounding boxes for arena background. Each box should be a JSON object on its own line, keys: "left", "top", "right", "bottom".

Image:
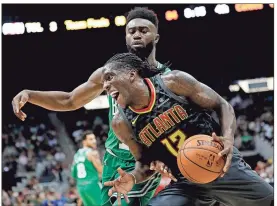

{"left": 2, "top": 4, "right": 274, "bottom": 205}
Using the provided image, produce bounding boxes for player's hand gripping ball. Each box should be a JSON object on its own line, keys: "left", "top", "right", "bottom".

{"left": 177, "top": 134, "right": 225, "bottom": 184}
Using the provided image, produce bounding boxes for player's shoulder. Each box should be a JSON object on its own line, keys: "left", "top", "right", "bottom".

{"left": 160, "top": 70, "right": 182, "bottom": 85}
{"left": 75, "top": 148, "right": 81, "bottom": 155}
{"left": 160, "top": 70, "right": 197, "bottom": 86}
{"left": 87, "top": 149, "right": 99, "bottom": 159}
{"left": 161, "top": 70, "right": 191, "bottom": 79}
{"left": 73, "top": 150, "right": 81, "bottom": 162}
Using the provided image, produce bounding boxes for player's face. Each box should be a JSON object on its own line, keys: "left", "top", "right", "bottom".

{"left": 85, "top": 134, "right": 97, "bottom": 149}
{"left": 102, "top": 65, "right": 134, "bottom": 108}
{"left": 126, "top": 18, "right": 159, "bottom": 59}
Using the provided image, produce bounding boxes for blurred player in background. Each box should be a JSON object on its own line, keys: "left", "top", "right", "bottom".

{"left": 71, "top": 130, "right": 103, "bottom": 206}
{"left": 12, "top": 7, "right": 172, "bottom": 206}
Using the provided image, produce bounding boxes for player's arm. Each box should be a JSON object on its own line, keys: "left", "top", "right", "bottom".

{"left": 104, "top": 112, "right": 177, "bottom": 202}
{"left": 87, "top": 150, "right": 103, "bottom": 177}
{"left": 164, "top": 70, "right": 236, "bottom": 173}
{"left": 12, "top": 67, "right": 105, "bottom": 121}
{"left": 111, "top": 112, "right": 155, "bottom": 183}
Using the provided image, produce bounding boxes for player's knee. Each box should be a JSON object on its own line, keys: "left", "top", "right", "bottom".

{"left": 262, "top": 192, "right": 274, "bottom": 206}
{"left": 245, "top": 192, "right": 274, "bottom": 206}
{"left": 260, "top": 183, "right": 274, "bottom": 201}
{"left": 148, "top": 195, "right": 194, "bottom": 206}
{"left": 112, "top": 197, "right": 141, "bottom": 206}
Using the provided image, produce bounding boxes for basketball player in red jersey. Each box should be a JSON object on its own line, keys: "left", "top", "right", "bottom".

{"left": 103, "top": 53, "right": 273, "bottom": 206}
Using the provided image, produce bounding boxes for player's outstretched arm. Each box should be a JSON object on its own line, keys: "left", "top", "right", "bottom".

{"left": 12, "top": 67, "right": 104, "bottom": 121}
{"left": 164, "top": 70, "right": 236, "bottom": 175}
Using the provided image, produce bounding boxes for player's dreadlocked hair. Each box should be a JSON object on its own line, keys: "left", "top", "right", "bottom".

{"left": 126, "top": 7, "right": 159, "bottom": 30}
{"left": 104, "top": 53, "right": 168, "bottom": 78}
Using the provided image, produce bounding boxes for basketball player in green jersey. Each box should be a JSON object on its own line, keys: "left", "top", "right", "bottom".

{"left": 71, "top": 130, "right": 103, "bottom": 206}
{"left": 12, "top": 7, "right": 173, "bottom": 206}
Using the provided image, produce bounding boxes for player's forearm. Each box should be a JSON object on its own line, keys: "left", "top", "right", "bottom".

{"left": 26, "top": 90, "right": 77, "bottom": 111}
{"left": 218, "top": 101, "right": 236, "bottom": 142}
{"left": 131, "top": 161, "right": 156, "bottom": 183}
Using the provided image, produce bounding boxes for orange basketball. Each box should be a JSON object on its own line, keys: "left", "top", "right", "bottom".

{"left": 177, "top": 134, "right": 225, "bottom": 184}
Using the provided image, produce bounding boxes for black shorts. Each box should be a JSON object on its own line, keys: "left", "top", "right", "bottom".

{"left": 148, "top": 147, "right": 273, "bottom": 206}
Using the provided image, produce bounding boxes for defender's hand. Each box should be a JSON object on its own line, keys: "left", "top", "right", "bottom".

{"left": 104, "top": 168, "right": 134, "bottom": 206}
{"left": 150, "top": 160, "right": 177, "bottom": 182}
{"left": 212, "top": 132, "right": 233, "bottom": 177}
{"left": 12, "top": 90, "right": 29, "bottom": 121}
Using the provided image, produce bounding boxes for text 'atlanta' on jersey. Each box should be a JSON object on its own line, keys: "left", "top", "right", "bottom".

{"left": 120, "top": 74, "right": 221, "bottom": 176}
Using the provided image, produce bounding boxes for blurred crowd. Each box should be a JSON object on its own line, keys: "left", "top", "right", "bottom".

{"left": 2, "top": 117, "right": 76, "bottom": 206}
{"left": 231, "top": 93, "right": 274, "bottom": 185}
{"left": 2, "top": 93, "right": 273, "bottom": 205}
{"left": 2, "top": 118, "right": 65, "bottom": 176}
{"left": 2, "top": 177, "right": 79, "bottom": 206}
{"left": 231, "top": 94, "right": 274, "bottom": 149}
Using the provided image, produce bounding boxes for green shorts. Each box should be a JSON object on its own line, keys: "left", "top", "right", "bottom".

{"left": 77, "top": 181, "right": 102, "bottom": 206}
{"left": 101, "top": 152, "right": 161, "bottom": 206}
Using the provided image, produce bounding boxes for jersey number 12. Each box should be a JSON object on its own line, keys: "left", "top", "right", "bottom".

{"left": 161, "top": 130, "right": 187, "bottom": 157}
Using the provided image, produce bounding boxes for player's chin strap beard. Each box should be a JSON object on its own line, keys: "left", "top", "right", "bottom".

{"left": 126, "top": 42, "right": 154, "bottom": 60}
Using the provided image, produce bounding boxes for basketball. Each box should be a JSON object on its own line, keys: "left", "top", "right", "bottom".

{"left": 177, "top": 134, "right": 225, "bottom": 184}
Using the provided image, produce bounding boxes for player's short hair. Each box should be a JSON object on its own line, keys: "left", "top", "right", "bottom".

{"left": 82, "top": 130, "right": 94, "bottom": 141}
{"left": 105, "top": 53, "right": 168, "bottom": 78}
{"left": 127, "top": 7, "right": 159, "bottom": 30}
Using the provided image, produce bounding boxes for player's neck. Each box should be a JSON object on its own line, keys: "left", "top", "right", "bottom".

{"left": 129, "top": 80, "right": 152, "bottom": 109}
{"left": 146, "top": 48, "right": 158, "bottom": 68}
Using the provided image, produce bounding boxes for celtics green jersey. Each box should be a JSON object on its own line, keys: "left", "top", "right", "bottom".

{"left": 105, "top": 62, "right": 171, "bottom": 161}
{"left": 71, "top": 148, "right": 99, "bottom": 185}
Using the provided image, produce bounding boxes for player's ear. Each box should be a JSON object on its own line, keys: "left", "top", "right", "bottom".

{"left": 154, "top": 34, "right": 160, "bottom": 44}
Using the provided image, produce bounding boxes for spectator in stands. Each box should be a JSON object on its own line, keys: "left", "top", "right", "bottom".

{"left": 18, "top": 150, "right": 28, "bottom": 172}
{"left": 3, "top": 138, "right": 18, "bottom": 158}
{"left": 54, "top": 147, "right": 66, "bottom": 163}
{"left": 2, "top": 190, "right": 12, "bottom": 206}
{"left": 255, "top": 159, "right": 274, "bottom": 184}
